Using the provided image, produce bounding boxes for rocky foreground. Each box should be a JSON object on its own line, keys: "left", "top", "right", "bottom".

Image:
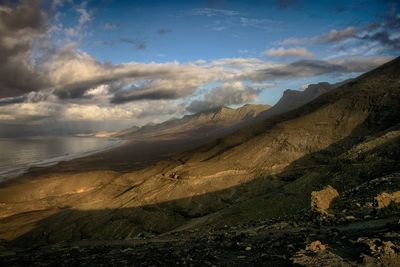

{"left": 1, "top": 174, "right": 399, "bottom": 266}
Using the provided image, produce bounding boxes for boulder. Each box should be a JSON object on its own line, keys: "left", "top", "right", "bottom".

{"left": 375, "top": 191, "right": 400, "bottom": 209}
{"left": 311, "top": 185, "right": 339, "bottom": 214}
{"left": 306, "top": 240, "right": 327, "bottom": 253}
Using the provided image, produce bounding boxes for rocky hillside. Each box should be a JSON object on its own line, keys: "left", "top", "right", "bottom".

{"left": 0, "top": 57, "right": 399, "bottom": 266}
{"left": 262, "top": 82, "right": 336, "bottom": 117}
{"left": 116, "top": 104, "right": 270, "bottom": 139}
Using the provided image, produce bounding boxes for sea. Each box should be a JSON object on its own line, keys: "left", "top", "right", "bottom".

{"left": 0, "top": 136, "right": 122, "bottom": 181}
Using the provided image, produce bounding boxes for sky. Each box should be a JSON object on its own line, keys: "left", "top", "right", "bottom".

{"left": 0, "top": 0, "right": 399, "bottom": 135}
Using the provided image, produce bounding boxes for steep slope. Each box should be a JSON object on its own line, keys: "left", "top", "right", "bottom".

{"left": 0, "top": 57, "right": 399, "bottom": 256}
{"left": 116, "top": 104, "right": 270, "bottom": 139}
{"left": 265, "top": 82, "right": 336, "bottom": 116}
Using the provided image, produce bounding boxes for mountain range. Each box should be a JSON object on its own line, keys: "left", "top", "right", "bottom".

{"left": 116, "top": 104, "right": 270, "bottom": 139}
{"left": 116, "top": 80, "right": 340, "bottom": 139}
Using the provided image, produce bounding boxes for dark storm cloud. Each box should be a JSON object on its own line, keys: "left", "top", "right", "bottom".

{"left": 110, "top": 78, "right": 202, "bottom": 104}
{"left": 357, "top": 7, "right": 400, "bottom": 51}
{"left": 120, "top": 37, "right": 146, "bottom": 50}
{"left": 0, "top": 0, "right": 49, "bottom": 98}
{"left": 54, "top": 81, "right": 101, "bottom": 99}
{"left": 0, "top": 90, "right": 53, "bottom": 106}
{"left": 243, "top": 57, "right": 391, "bottom": 82}
{"left": 0, "top": 0, "right": 46, "bottom": 34}
{"left": 111, "top": 88, "right": 180, "bottom": 104}
{"left": 53, "top": 68, "right": 184, "bottom": 100}
{"left": 0, "top": 95, "right": 26, "bottom": 106}
{"left": 50, "top": 50, "right": 195, "bottom": 100}
{"left": 54, "top": 73, "right": 131, "bottom": 99}
{"left": 246, "top": 60, "right": 345, "bottom": 81}
{"left": 328, "top": 6, "right": 400, "bottom": 50}
{"left": 360, "top": 31, "right": 400, "bottom": 50}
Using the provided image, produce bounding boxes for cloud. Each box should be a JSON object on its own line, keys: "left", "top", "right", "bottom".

{"left": 190, "top": 8, "right": 241, "bottom": 17}
{"left": 0, "top": 0, "right": 49, "bottom": 98}
{"left": 0, "top": 92, "right": 185, "bottom": 126}
{"left": 319, "top": 27, "right": 357, "bottom": 42}
{"left": 0, "top": 90, "right": 54, "bottom": 106}
{"left": 255, "top": 60, "right": 345, "bottom": 79}
{"left": 190, "top": 7, "right": 280, "bottom": 31}
{"left": 65, "top": 6, "right": 92, "bottom": 37}
{"left": 186, "top": 81, "right": 260, "bottom": 113}
{"left": 265, "top": 47, "right": 314, "bottom": 57}
{"left": 280, "top": 27, "right": 357, "bottom": 45}
{"left": 279, "top": 37, "right": 305, "bottom": 46}
{"left": 111, "top": 84, "right": 183, "bottom": 104}
{"left": 63, "top": 103, "right": 139, "bottom": 121}
{"left": 110, "top": 68, "right": 220, "bottom": 104}
{"left": 0, "top": 95, "right": 26, "bottom": 106}
{"left": 208, "top": 57, "right": 267, "bottom": 72}
{"left": 0, "top": 101, "right": 63, "bottom": 122}
{"left": 52, "top": 0, "right": 72, "bottom": 9}
{"left": 331, "top": 56, "right": 393, "bottom": 73}
{"left": 279, "top": 7, "right": 400, "bottom": 53}
{"left": 43, "top": 46, "right": 390, "bottom": 104}
{"left": 0, "top": 54, "right": 392, "bottom": 126}
{"left": 243, "top": 56, "right": 392, "bottom": 81}
{"left": 40, "top": 45, "right": 228, "bottom": 102}
{"left": 361, "top": 7, "right": 400, "bottom": 51}
{"left": 359, "top": 31, "right": 400, "bottom": 50}
{"left": 357, "top": 8, "right": 400, "bottom": 51}
{"left": 0, "top": 2, "right": 394, "bottom": 126}
{"left": 120, "top": 37, "right": 146, "bottom": 50}
{"left": 239, "top": 17, "right": 281, "bottom": 29}
{"left": 103, "top": 22, "right": 117, "bottom": 30}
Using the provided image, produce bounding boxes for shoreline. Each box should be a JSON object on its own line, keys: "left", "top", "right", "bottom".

{"left": 0, "top": 137, "right": 126, "bottom": 184}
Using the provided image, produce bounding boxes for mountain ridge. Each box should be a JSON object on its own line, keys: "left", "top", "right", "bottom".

{"left": 116, "top": 103, "right": 270, "bottom": 139}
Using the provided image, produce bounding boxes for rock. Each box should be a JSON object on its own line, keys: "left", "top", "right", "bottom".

{"left": 136, "top": 232, "right": 145, "bottom": 238}
{"left": 359, "top": 238, "right": 400, "bottom": 266}
{"left": 291, "top": 250, "right": 349, "bottom": 267}
{"left": 169, "top": 171, "right": 180, "bottom": 180}
{"left": 375, "top": 191, "right": 400, "bottom": 209}
{"left": 345, "top": 215, "right": 356, "bottom": 221}
{"left": 306, "top": 240, "right": 327, "bottom": 253}
{"left": 381, "top": 241, "right": 398, "bottom": 255}
{"left": 311, "top": 185, "right": 339, "bottom": 215}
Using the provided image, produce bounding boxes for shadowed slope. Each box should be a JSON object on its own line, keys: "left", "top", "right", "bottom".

{"left": 258, "top": 81, "right": 337, "bottom": 118}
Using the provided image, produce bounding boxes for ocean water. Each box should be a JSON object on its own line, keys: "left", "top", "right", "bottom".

{"left": 0, "top": 136, "right": 121, "bottom": 180}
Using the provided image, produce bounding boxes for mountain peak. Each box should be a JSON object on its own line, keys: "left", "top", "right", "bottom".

{"left": 283, "top": 89, "right": 299, "bottom": 96}
{"left": 214, "top": 105, "right": 232, "bottom": 113}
